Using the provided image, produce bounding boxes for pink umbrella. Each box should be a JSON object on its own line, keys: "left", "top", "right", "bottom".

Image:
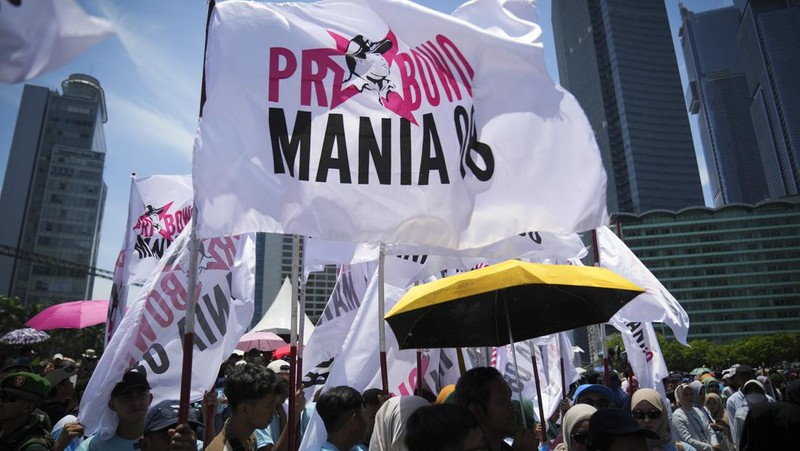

{"left": 236, "top": 331, "right": 286, "bottom": 352}
{"left": 26, "top": 300, "right": 109, "bottom": 330}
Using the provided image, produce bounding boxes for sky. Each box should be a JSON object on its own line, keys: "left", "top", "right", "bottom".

{"left": 0, "top": 0, "right": 731, "bottom": 300}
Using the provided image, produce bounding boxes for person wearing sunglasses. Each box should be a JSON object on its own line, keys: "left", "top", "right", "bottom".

{"left": 587, "top": 408, "right": 658, "bottom": 451}
{"left": 572, "top": 385, "right": 614, "bottom": 410}
{"left": 552, "top": 404, "right": 595, "bottom": 451}
{"left": 631, "top": 388, "right": 697, "bottom": 451}
{"left": 0, "top": 370, "right": 53, "bottom": 450}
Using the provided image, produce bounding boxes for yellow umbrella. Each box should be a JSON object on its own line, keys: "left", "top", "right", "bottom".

{"left": 385, "top": 259, "right": 644, "bottom": 350}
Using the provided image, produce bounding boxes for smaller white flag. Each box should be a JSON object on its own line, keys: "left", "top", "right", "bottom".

{"left": 106, "top": 175, "right": 193, "bottom": 344}
{"left": 609, "top": 319, "right": 669, "bottom": 396}
{"left": 597, "top": 226, "right": 690, "bottom": 344}
{"left": 0, "top": 0, "right": 113, "bottom": 83}
{"left": 82, "top": 226, "right": 256, "bottom": 439}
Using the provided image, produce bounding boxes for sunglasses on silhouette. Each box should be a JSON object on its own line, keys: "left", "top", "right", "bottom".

{"left": 632, "top": 410, "right": 662, "bottom": 420}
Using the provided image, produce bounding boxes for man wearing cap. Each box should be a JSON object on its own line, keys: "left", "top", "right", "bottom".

{"left": 138, "top": 399, "right": 203, "bottom": 450}
{"left": 587, "top": 408, "right": 657, "bottom": 451}
{"left": 42, "top": 365, "right": 78, "bottom": 426}
{"left": 0, "top": 371, "right": 54, "bottom": 450}
{"left": 76, "top": 369, "right": 153, "bottom": 450}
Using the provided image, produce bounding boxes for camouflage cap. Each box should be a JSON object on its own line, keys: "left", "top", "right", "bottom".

{"left": 1, "top": 371, "right": 51, "bottom": 403}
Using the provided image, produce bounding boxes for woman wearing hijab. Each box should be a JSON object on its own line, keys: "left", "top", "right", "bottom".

{"left": 369, "top": 395, "right": 430, "bottom": 451}
{"left": 671, "top": 384, "right": 720, "bottom": 451}
{"left": 631, "top": 388, "right": 697, "bottom": 451}
{"left": 552, "top": 404, "right": 595, "bottom": 451}
{"left": 703, "top": 393, "right": 731, "bottom": 451}
{"left": 740, "top": 380, "right": 800, "bottom": 450}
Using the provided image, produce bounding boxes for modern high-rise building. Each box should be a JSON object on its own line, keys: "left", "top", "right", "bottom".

{"left": 734, "top": 0, "right": 800, "bottom": 199}
{"left": 552, "top": 0, "right": 705, "bottom": 214}
{"left": 680, "top": 5, "right": 769, "bottom": 207}
{"left": 0, "top": 74, "right": 108, "bottom": 306}
{"left": 614, "top": 197, "right": 800, "bottom": 343}
{"left": 252, "top": 232, "right": 337, "bottom": 329}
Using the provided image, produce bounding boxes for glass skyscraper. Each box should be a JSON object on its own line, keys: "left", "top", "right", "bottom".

{"left": 615, "top": 198, "right": 800, "bottom": 343}
{"left": 735, "top": 0, "right": 800, "bottom": 199}
{"left": 0, "top": 74, "right": 108, "bottom": 306}
{"left": 680, "top": 6, "right": 770, "bottom": 207}
{"left": 552, "top": 0, "right": 705, "bottom": 214}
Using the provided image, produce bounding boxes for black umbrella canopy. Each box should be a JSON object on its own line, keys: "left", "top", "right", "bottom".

{"left": 385, "top": 260, "right": 643, "bottom": 350}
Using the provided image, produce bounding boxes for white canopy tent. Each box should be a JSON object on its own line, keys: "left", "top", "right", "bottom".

{"left": 249, "top": 278, "right": 316, "bottom": 343}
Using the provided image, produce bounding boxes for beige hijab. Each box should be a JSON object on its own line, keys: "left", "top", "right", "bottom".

{"left": 631, "top": 388, "right": 671, "bottom": 447}
{"left": 561, "top": 404, "right": 596, "bottom": 450}
{"left": 704, "top": 392, "right": 726, "bottom": 422}
{"left": 369, "top": 395, "right": 430, "bottom": 451}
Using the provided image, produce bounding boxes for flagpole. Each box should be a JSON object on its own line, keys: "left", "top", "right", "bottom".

{"left": 105, "top": 172, "right": 136, "bottom": 347}
{"left": 288, "top": 234, "right": 300, "bottom": 451}
{"left": 592, "top": 228, "right": 611, "bottom": 387}
{"left": 503, "top": 295, "right": 527, "bottom": 430}
{"left": 179, "top": 0, "right": 215, "bottom": 425}
{"left": 378, "top": 243, "right": 389, "bottom": 395}
{"left": 528, "top": 341, "right": 548, "bottom": 448}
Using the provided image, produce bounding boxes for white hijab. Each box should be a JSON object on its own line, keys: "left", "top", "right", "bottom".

{"left": 369, "top": 395, "right": 430, "bottom": 451}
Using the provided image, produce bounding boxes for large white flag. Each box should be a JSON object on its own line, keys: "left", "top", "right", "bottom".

{"left": 300, "top": 264, "right": 461, "bottom": 450}
{"left": 597, "top": 226, "right": 691, "bottom": 344}
{"left": 194, "top": 0, "right": 608, "bottom": 248}
{"left": 609, "top": 319, "right": 669, "bottom": 396}
{"left": 0, "top": 0, "right": 113, "bottom": 83}
{"left": 106, "top": 175, "right": 193, "bottom": 343}
{"left": 81, "top": 226, "right": 256, "bottom": 439}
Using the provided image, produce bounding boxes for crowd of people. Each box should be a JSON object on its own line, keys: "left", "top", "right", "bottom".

{"left": 1, "top": 347, "right": 799, "bottom": 451}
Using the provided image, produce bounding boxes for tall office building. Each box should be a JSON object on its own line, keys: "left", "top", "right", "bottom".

{"left": 552, "top": 0, "right": 705, "bottom": 213}
{"left": 252, "top": 232, "right": 337, "bottom": 328}
{"left": 680, "top": 6, "right": 769, "bottom": 207}
{"left": 0, "top": 74, "right": 108, "bottom": 306}
{"left": 614, "top": 197, "right": 800, "bottom": 343}
{"left": 734, "top": 0, "right": 800, "bottom": 199}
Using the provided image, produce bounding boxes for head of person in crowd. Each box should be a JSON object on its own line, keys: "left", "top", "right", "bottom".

{"left": 786, "top": 380, "right": 800, "bottom": 406}
{"left": 702, "top": 376, "right": 720, "bottom": 395}
{"left": 44, "top": 364, "right": 77, "bottom": 400}
{"left": 560, "top": 403, "right": 596, "bottom": 451}
{"left": 587, "top": 408, "right": 656, "bottom": 451}
{"left": 370, "top": 395, "right": 430, "bottom": 451}
{"left": 704, "top": 392, "right": 725, "bottom": 421}
{"left": 224, "top": 363, "right": 279, "bottom": 430}
{"left": 572, "top": 384, "right": 614, "bottom": 410}
{"left": 757, "top": 375, "right": 777, "bottom": 399}
{"left": 631, "top": 388, "right": 672, "bottom": 450}
{"left": 733, "top": 364, "right": 755, "bottom": 390}
{"left": 267, "top": 359, "right": 290, "bottom": 381}
{"left": 361, "top": 388, "right": 383, "bottom": 446}
{"left": 454, "top": 367, "right": 516, "bottom": 447}
{"left": 0, "top": 371, "right": 52, "bottom": 434}
{"left": 742, "top": 379, "right": 768, "bottom": 406}
{"left": 586, "top": 371, "right": 601, "bottom": 385}
{"left": 405, "top": 403, "right": 484, "bottom": 451}
{"left": 674, "top": 383, "right": 695, "bottom": 410}
{"left": 770, "top": 372, "right": 785, "bottom": 392}
{"left": 109, "top": 369, "right": 153, "bottom": 438}
{"left": 138, "top": 399, "right": 201, "bottom": 450}
{"left": 273, "top": 376, "right": 291, "bottom": 408}
{"left": 689, "top": 380, "right": 705, "bottom": 407}
{"left": 316, "top": 385, "right": 368, "bottom": 450}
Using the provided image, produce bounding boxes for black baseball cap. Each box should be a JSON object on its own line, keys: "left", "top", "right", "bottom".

{"left": 143, "top": 399, "right": 202, "bottom": 434}
{"left": 735, "top": 365, "right": 754, "bottom": 375}
{"left": 589, "top": 409, "right": 659, "bottom": 445}
{"left": 111, "top": 370, "right": 151, "bottom": 397}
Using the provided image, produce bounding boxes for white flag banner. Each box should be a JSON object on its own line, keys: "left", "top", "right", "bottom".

{"left": 81, "top": 226, "right": 256, "bottom": 439}
{"left": 301, "top": 262, "right": 374, "bottom": 397}
{"left": 609, "top": 319, "right": 668, "bottom": 396}
{"left": 0, "top": 0, "right": 113, "bottom": 83}
{"left": 597, "top": 226, "right": 691, "bottom": 344}
{"left": 106, "top": 174, "right": 193, "bottom": 343}
{"left": 299, "top": 263, "right": 461, "bottom": 450}
{"left": 194, "top": 0, "right": 608, "bottom": 248}
{"left": 494, "top": 333, "right": 579, "bottom": 423}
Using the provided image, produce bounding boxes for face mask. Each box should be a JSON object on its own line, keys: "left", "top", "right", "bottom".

{"left": 746, "top": 393, "right": 766, "bottom": 404}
